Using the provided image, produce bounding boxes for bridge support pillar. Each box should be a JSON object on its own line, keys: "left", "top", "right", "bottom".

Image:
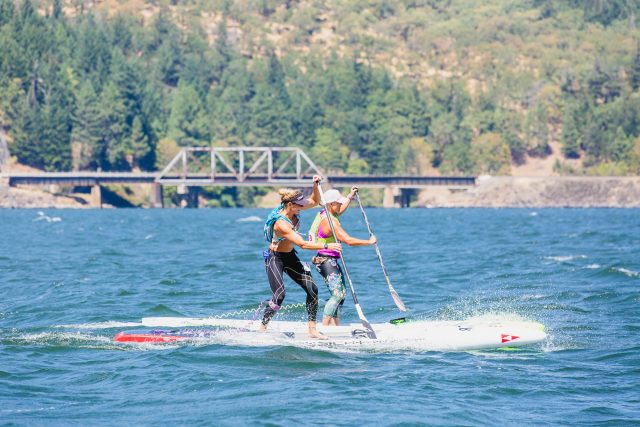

{"left": 399, "top": 188, "right": 415, "bottom": 208}
{"left": 151, "top": 183, "right": 164, "bottom": 208}
{"left": 177, "top": 185, "right": 199, "bottom": 208}
{"left": 383, "top": 187, "right": 414, "bottom": 208}
{"left": 90, "top": 185, "right": 102, "bottom": 208}
{"left": 383, "top": 186, "right": 401, "bottom": 208}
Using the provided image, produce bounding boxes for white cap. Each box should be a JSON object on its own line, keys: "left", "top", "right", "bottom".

{"left": 322, "top": 189, "right": 349, "bottom": 205}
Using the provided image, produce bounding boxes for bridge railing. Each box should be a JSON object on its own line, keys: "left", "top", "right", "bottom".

{"left": 155, "top": 147, "right": 323, "bottom": 185}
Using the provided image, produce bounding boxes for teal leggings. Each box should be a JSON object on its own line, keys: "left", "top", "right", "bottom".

{"left": 314, "top": 257, "right": 347, "bottom": 318}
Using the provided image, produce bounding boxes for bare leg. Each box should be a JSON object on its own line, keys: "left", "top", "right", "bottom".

{"left": 323, "top": 316, "right": 339, "bottom": 326}
{"left": 308, "top": 321, "right": 328, "bottom": 340}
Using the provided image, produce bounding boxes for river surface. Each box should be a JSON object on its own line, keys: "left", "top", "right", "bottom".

{"left": 1, "top": 208, "right": 639, "bottom": 426}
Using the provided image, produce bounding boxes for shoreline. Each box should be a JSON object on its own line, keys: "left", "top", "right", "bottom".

{"left": 1, "top": 176, "right": 640, "bottom": 209}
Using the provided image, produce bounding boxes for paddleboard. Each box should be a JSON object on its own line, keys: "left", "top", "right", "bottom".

{"left": 114, "top": 317, "right": 547, "bottom": 351}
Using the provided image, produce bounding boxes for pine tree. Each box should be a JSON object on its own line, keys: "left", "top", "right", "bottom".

{"left": 0, "top": 0, "right": 15, "bottom": 26}
{"left": 211, "top": 19, "right": 232, "bottom": 82}
{"left": 98, "top": 82, "right": 129, "bottom": 169}
{"left": 156, "top": 36, "right": 182, "bottom": 86}
{"left": 40, "top": 89, "right": 72, "bottom": 171}
{"left": 525, "top": 101, "right": 551, "bottom": 157}
{"left": 311, "top": 127, "right": 348, "bottom": 173}
{"left": 561, "top": 103, "right": 581, "bottom": 159}
{"left": 630, "top": 40, "right": 640, "bottom": 92}
{"left": 167, "top": 81, "right": 209, "bottom": 146}
{"left": 209, "top": 59, "right": 255, "bottom": 142}
{"left": 71, "top": 81, "right": 101, "bottom": 170}
{"left": 129, "top": 116, "right": 150, "bottom": 169}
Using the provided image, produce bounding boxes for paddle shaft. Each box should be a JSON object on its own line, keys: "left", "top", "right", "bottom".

{"left": 355, "top": 193, "right": 407, "bottom": 312}
{"left": 317, "top": 185, "right": 376, "bottom": 339}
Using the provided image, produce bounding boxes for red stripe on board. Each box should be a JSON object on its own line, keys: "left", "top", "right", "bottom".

{"left": 114, "top": 332, "right": 183, "bottom": 343}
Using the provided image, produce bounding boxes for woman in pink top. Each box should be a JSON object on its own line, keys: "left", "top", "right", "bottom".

{"left": 309, "top": 188, "right": 376, "bottom": 326}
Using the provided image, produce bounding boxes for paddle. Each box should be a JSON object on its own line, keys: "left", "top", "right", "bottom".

{"left": 355, "top": 192, "right": 407, "bottom": 312}
{"left": 317, "top": 184, "right": 377, "bottom": 339}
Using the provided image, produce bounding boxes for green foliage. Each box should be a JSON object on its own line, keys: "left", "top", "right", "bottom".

{"left": 311, "top": 127, "right": 349, "bottom": 173}
{"left": 470, "top": 133, "right": 512, "bottom": 175}
{"left": 525, "top": 101, "right": 551, "bottom": 158}
{"left": 167, "top": 81, "right": 209, "bottom": 146}
{"left": 1, "top": 0, "right": 639, "bottom": 181}
{"left": 71, "top": 81, "right": 101, "bottom": 170}
{"left": 561, "top": 102, "right": 581, "bottom": 159}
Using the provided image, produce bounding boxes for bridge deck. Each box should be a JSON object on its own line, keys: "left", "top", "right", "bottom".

{"left": 1, "top": 172, "right": 475, "bottom": 188}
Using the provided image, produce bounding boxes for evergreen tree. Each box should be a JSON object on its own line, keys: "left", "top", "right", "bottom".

{"left": 0, "top": 0, "right": 15, "bottom": 26}
{"left": 311, "top": 127, "right": 349, "bottom": 173}
{"left": 39, "top": 88, "right": 72, "bottom": 171}
{"left": 167, "top": 81, "right": 209, "bottom": 146}
{"left": 211, "top": 19, "right": 232, "bottom": 82}
{"left": 98, "top": 82, "right": 129, "bottom": 169}
{"left": 74, "top": 14, "right": 112, "bottom": 89}
{"left": 495, "top": 109, "right": 526, "bottom": 164}
{"left": 630, "top": 41, "right": 640, "bottom": 92}
{"left": 12, "top": 103, "right": 44, "bottom": 168}
{"left": 246, "top": 56, "right": 294, "bottom": 146}
{"left": 610, "top": 126, "right": 633, "bottom": 162}
{"left": 561, "top": 103, "right": 581, "bottom": 159}
{"left": 71, "top": 81, "right": 102, "bottom": 170}
{"left": 208, "top": 59, "right": 255, "bottom": 142}
{"left": 525, "top": 101, "right": 551, "bottom": 157}
{"left": 129, "top": 116, "right": 150, "bottom": 169}
{"left": 156, "top": 36, "right": 182, "bottom": 86}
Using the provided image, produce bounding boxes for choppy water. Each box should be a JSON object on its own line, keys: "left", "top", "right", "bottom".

{"left": 1, "top": 208, "right": 639, "bottom": 425}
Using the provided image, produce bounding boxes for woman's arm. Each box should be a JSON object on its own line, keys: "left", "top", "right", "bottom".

{"left": 321, "top": 218, "right": 375, "bottom": 247}
{"left": 276, "top": 220, "right": 342, "bottom": 251}
{"left": 301, "top": 175, "right": 322, "bottom": 211}
{"left": 337, "top": 186, "right": 358, "bottom": 216}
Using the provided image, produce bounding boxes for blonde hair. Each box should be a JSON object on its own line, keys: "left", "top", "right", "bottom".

{"left": 279, "top": 188, "right": 302, "bottom": 204}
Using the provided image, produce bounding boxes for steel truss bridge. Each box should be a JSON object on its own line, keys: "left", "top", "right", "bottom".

{"left": 1, "top": 147, "right": 475, "bottom": 207}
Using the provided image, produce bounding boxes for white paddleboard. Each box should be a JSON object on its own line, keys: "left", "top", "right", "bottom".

{"left": 138, "top": 316, "right": 547, "bottom": 351}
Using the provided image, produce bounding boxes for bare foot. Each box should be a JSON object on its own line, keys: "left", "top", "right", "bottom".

{"left": 259, "top": 323, "right": 267, "bottom": 332}
{"left": 308, "top": 328, "right": 328, "bottom": 340}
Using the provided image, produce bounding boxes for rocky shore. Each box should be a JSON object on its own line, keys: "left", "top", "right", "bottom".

{"left": 417, "top": 176, "right": 640, "bottom": 208}
{"left": 0, "top": 185, "right": 88, "bottom": 208}
{"left": 1, "top": 176, "right": 640, "bottom": 208}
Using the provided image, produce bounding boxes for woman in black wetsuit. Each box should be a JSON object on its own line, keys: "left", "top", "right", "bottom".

{"left": 261, "top": 176, "right": 342, "bottom": 339}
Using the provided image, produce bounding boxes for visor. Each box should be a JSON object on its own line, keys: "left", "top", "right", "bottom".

{"left": 290, "top": 193, "right": 312, "bottom": 207}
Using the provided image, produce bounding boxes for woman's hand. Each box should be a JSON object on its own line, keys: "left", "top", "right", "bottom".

{"left": 313, "top": 175, "right": 322, "bottom": 184}
{"left": 327, "top": 243, "right": 343, "bottom": 252}
{"left": 349, "top": 186, "right": 359, "bottom": 199}
{"left": 368, "top": 235, "right": 377, "bottom": 245}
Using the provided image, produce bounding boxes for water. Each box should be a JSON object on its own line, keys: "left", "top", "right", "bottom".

{"left": 1, "top": 208, "right": 639, "bottom": 425}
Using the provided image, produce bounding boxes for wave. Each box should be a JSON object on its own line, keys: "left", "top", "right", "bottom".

{"left": 609, "top": 267, "right": 639, "bottom": 278}
{"left": 33, "top": 212, "right": 62, "bottom": 222}
{"left": 56, "top": 321, "right": 142, "bottom": 329}
{"left": 237, "top": 216, "right": 262, "bottom": 222}
{"left": 543, "top": 255, "right": 587, "bottom": 262}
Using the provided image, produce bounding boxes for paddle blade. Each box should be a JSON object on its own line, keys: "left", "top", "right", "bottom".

{"left": 389, "top": 288, "right": 407, "bottom": 312}
{"left": 354, "top": 304, "right": 377, "bottom": 339}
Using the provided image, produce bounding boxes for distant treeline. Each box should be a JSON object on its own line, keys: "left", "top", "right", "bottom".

{"left": 1, "top": 0, "right": 640, "bottom": 178}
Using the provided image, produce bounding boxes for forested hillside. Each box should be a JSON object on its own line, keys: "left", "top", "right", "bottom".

{"left": 1, "top": 0, "right": 640, "bottom": 182}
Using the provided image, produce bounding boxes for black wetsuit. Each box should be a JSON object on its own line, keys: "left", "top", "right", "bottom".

{"left": 262, "top": 249, "right": 319, "bottom": 325}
